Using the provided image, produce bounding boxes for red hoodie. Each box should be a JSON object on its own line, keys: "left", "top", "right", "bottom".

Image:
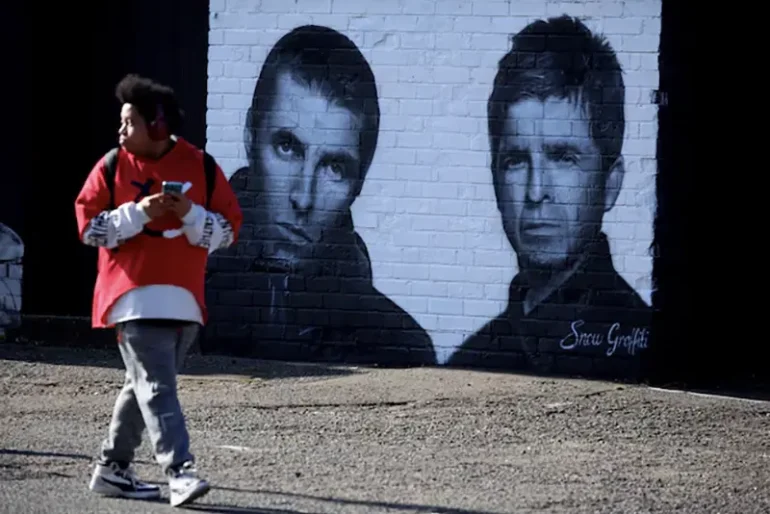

{"left": 74, "top": 138, "right": 243, "bottom": 328}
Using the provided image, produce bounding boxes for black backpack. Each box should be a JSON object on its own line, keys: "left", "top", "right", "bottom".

{"left": 101, "top": 147, "right": 217, "bottom": 210}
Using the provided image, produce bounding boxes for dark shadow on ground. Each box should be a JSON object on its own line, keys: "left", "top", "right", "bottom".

{"left": 0, "top": 448, "right": 154, "bottom": 466}
{"left": 158, "top": 484, "right": 501, "bottom": 514}
{"left": 0, "top": 343, "right": 359, "bottom": 381}
{"left": 443, "top": 362, "right": 770, "bottom": 403}
{"left": 184, "top": 505, "right": 308, "bottom": 514}
{"left": 644, "top": 385, "right": 770, "bottom": 403}
{"left": 0, "top": 449, "right": 92, "bottom": 461}
{"left": 6, "top": 326, "right": 769, "bottom": 401}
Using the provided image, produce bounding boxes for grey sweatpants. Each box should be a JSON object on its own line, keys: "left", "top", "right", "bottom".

{"left": 99, "top": 320, "right": 199, "bottom": 475}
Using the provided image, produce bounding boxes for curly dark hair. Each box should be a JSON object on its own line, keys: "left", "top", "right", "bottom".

{"left": 115, "top": 73, "right": 184, "bottom": 133}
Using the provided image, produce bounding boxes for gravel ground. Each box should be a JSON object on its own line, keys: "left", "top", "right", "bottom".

{"left": 0, "top": 343, "right": 768, "bottom": 514}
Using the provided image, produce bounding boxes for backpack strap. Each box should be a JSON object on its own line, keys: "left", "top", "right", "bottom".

{"left": 202, "top": 151, "right": 216, "bottom": 210}
{"left": 102, "top": 147, "right": 120, "bottom": 210}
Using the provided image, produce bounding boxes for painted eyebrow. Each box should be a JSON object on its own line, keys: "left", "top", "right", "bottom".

{"left": 499, "top": 141, "right": 584, "bottom": 156}
{"left": 272, "top": 128, "right": 304, "bottom": 145}
{"left": 498, "top": 144, "right": 530, "bottom": 161}
{"left": 543, "top": 142, "right": 584, "bottom": 156}
{"left": 322, "top": 149, "right": 358, "bottom": 165}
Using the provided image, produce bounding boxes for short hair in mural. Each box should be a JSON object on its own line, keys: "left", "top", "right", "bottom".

{"left": 446, "top": 15, "right": 651, "bottom": 373}
{"left": 0, "top": 223, "right": 23, "bottom": 331}
{"left": 205, "top": 25, "right": 436, "bottom": 366}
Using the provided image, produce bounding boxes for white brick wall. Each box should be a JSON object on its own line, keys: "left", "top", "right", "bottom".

{"left": 207, "top": 0, "right": 661, "bottom": 363}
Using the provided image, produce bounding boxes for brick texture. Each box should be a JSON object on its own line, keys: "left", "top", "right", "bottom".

{"left": 0, "top": 221, "right": 23, "bottom": 334}
{"left": 205, "top": 0, "right": 661, "bottom": 374}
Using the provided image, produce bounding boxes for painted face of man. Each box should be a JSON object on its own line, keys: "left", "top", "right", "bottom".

{"left": 495, "top": 95, "right": 620, "bottom": 272}
{"left": 252, "top": 72, "right": 362, "bottom": 268}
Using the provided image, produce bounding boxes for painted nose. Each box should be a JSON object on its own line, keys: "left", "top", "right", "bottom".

{"left": 526, "top": 155, "right": 550, "bottom": 203}
{"left": 289, "top": 163, "right": 314, "bottom": 214}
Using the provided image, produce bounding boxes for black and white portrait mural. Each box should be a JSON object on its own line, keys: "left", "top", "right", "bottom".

{"left": 206, "top": 25, "right": 436, "bottom": 366}
{"left": 446, "top": 15, "right": 652, "bottom": 374}
{"left": 205, "top": 0, "right": 660, "bottom": 376}
{"left": 0, "top": 223, "right": 24, "bottom": 333}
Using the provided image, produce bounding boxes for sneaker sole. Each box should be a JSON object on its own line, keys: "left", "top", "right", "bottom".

{"left": 89, "top": 477, "right": 161, "bottom": 500}
{"left": 170, "top": 482, "right": 211, "bottom": 507}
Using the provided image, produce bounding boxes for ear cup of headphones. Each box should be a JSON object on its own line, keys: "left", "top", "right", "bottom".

{"left": 148, "top": 104, "right": 169, "bottom": 141}
{"left": 148, "top": 120, "right": 168, "bottom": 141}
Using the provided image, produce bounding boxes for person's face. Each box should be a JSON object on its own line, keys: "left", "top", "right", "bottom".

{"left": 252, "top": 72, "right": 362, "bottom": 267}
{"left": 495, "top": 95, "right": 623, "bottom": 271}
{"left": 118, "top": 103, "right": 152, "bottom": 156}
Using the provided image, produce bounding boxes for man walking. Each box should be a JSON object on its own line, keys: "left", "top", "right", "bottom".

{"left": 74, "top": 74, "right": 243, "bottom": 507}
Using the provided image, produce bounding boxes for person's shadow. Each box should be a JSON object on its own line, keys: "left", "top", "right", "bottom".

{"left": 155, "top": 483, "right": 500, "bottom": 514}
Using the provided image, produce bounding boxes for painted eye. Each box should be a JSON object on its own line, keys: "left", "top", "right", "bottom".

{"left": 327, "top": 162, "right": 345, "bottom": 179}
{"left": 276, "top": 140, "right": 293, "bottom": 156}
{"left": 546, "top": 145, "right": 581, "bottom": 165}
{"left": 503, "top": 158, "right": 527, "bottom": 171}
{"left": 272, "top": 130, "right": 303, "bottom": 160}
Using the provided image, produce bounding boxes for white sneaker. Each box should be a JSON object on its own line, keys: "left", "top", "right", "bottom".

{"left": 168, "top": 461, "right": 210, "bottom": 507}
{"left": 89, "top": 461, "right": 161, "bottom": 500}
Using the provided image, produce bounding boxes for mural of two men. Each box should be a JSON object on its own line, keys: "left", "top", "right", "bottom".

{"left": 206, "top": 15, "right": 652, "bottom": 374}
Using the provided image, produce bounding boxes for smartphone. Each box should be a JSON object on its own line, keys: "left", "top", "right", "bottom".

{"left": 162, "top": 181, "right": 184, "bottom": 194}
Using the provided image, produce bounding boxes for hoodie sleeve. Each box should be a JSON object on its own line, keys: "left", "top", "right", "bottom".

{"left": 74, "top": 155, "right": 150, "bottom": 249}
{"left": 180, "top": 162, "right": 244, "bottom": 254}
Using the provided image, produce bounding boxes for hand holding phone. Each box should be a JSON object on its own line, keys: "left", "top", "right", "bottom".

{"left": 161, "top": 184, "right": 192, "bottom": 219}
{"left": 138, "top": 193, "right": 168, "bottom": 220}
{"left": 162, "top": 181, "right": 185, "bottom": 195}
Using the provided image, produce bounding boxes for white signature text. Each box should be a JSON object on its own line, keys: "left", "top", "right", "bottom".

{"left": 559, "top": 320, "right": 649, "bottom": 357}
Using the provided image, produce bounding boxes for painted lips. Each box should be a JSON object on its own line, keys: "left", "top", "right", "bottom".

{"left": 521, "top": 222, "right": 560, "bottom": 236}
{"left": 276, "top": 223, "right": 312, "bottom": 244}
